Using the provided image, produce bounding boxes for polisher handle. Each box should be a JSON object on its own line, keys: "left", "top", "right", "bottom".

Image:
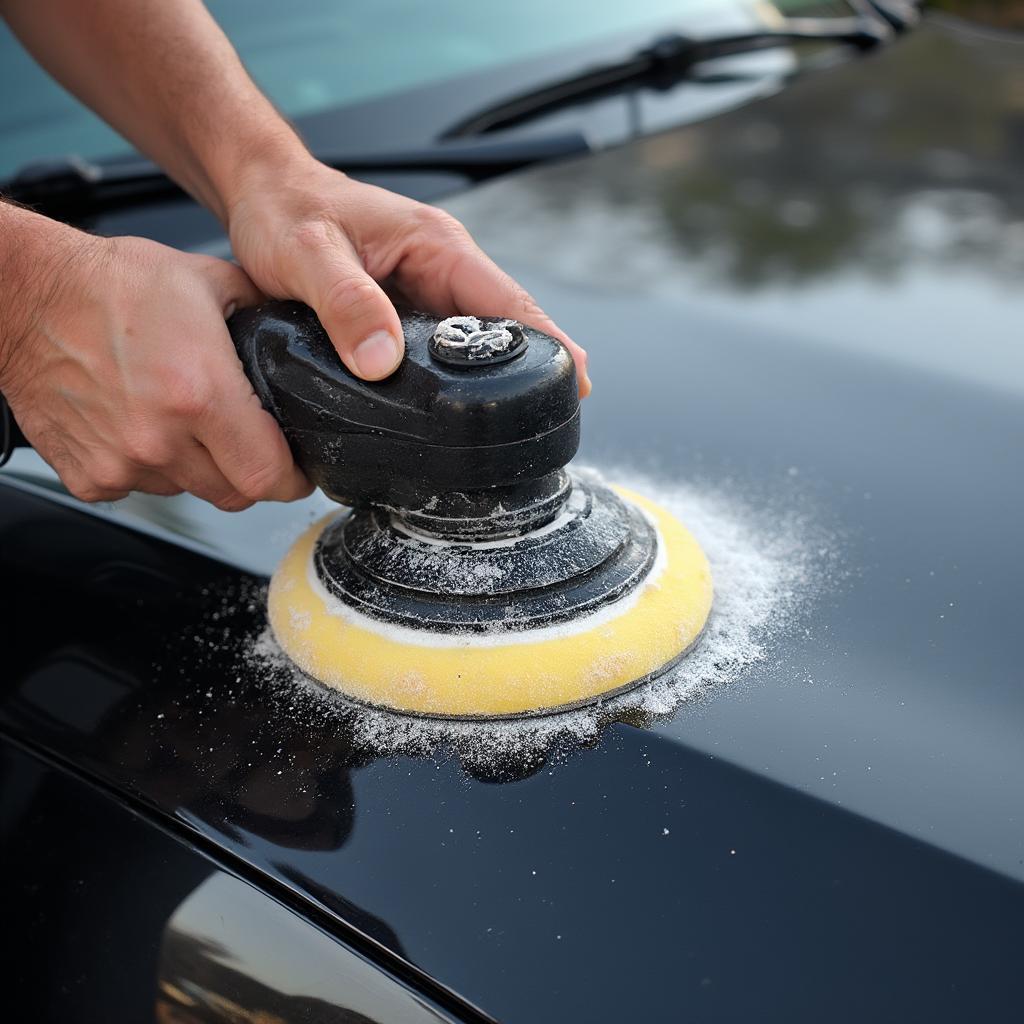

{"left": 228, "top": 301, "right": 579, "bottom": 508}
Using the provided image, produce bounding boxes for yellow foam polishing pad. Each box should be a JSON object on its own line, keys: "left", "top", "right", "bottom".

{"left": 268, "top": 488, "right": 712, "bottom": 718}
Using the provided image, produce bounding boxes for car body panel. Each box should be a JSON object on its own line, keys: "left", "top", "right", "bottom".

{"left": 1, "top": 741, "right": 456, "bottom": 1023}
{"left": 2, "top": 16, "right": 1023, "bottom": 1024}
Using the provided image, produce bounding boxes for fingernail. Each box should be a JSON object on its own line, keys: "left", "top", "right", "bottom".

{"left": 353, "top": 331, "right": 403, "bottom": 379}
{"left": 578, "top": 350, "right": 592, "bottom": 397}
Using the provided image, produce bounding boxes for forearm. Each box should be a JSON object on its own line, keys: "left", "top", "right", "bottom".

{"left": 0, "top": 200, "right": 86, "bottom": 391}
{"left": 0, "top": 0, "right": 306, "bottom": 222}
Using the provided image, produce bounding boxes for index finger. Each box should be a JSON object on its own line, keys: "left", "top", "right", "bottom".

{"left": 195, "top": 261, "right": 315, "bottom": 503}
{"left": 190, "top": 316, "right": 314, "bottom": 503}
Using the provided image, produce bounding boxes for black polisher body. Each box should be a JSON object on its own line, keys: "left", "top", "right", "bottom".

{"left": 229, "top": 302, "right": 579, "bottom": 511}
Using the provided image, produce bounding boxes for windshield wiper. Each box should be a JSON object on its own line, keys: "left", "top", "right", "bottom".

{"left": 442, "top": 10, "right": 906, "bottom": 140}
{"left": 0, "top": 132, "right": 591, "bottom": 221}
{"left": 857, "top": 0, "right": 920, "bottom": 32}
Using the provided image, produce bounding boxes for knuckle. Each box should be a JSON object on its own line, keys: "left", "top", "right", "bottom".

{"left": 124, "top": 428, "right": 173, "bottom": 468}
{"left": 197, "top": 253, "right": 237, "bottom": 277}
{"left": 414, "top": 203, "right": 451, "bottom": 227}
{"left": 414, "top": 204, "right": 467, "bottom": 239}
{"left": 235, "top": 459, "right": 286, "bottom": 501}
{"left": 213, "top": 492, "right": 254, "bottom": 513}
{"left": 67, "top": 480, "right": 102, "bottom": 503}
{"left": 202, "top": 257, "right": 249, "bottom": 297}
{"left": 512, "top": 286, "right": 558, "bottom": 334}
{"left": 71, "top": 481, "right": 123, "bottom": 504}
{"left": 508, "top": 281, "right": 544, "bottom": 317}
{"left": 148, "top": 482, "right": 184, "bottom": 497}
{"left": 322, "top": 274, "right": 381, "bottom": 324}
{"left": 164, "top": 372, "right": 213, "bottom": 420}
{"left": 90, "top": 459, "right": 133, "bottom": 493}
{"left": 289, "top": 218, "right": 336, "bottom": 254}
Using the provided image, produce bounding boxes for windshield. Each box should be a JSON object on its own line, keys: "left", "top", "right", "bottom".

{"left": 0, "top": 0, "right": 841, "bottom": 178}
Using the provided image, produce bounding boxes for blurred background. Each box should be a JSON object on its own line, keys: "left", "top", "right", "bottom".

{"left": 929, "top": 0, "right": 1024, "bottom": 28}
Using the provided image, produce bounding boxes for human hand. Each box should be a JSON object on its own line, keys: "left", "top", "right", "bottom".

{"left": 0, "top": 219, "right": 311, "bottom": 509}
{"left": 225, "top": 158, "right": 591, "bottom": 395}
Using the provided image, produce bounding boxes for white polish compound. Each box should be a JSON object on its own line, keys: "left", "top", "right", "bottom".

{"left": 248, "top": 467, "right": 839, "bottom": 774}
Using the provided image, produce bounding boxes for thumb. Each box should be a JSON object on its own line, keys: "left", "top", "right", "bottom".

{"left": 203, "top": 257, "right": 265, "bottom": 316}
{"left": 293, "top": 241, "right": 405, "bottom": 380}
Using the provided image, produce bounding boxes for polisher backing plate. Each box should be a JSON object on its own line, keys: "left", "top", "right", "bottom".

{"left": 267, "top": 488, "right": 713, "bottom": 719}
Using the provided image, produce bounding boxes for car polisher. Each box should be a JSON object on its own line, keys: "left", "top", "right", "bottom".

{"left": 229, "top": 303, "right": 712, "bottom": 718}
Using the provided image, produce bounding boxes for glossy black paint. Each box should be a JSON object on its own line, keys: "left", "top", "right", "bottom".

{"left": 2, "top": 517, "right": 1024, "bottom": 1022}
{"left": 1, "top": 743, "right": 209, "bottom": 1020}
{"left": 1, "top": 742, "right": 458, "bottom": 1023}
{"left": 156, "top": 871, "right": 457, "bottom": 1023}
{"left": 3, "top": 13, "right": 1024, "bottom": 1024}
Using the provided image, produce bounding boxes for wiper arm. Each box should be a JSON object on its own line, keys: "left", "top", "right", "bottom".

{"left": 0, "top": 132, "right": 590, "bottom": 221}
{"left": 442, "top": 12, "right": 902, "bottom": 140}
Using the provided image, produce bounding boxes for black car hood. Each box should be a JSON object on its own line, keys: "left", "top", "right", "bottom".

{"left": 2, "top": 19, "right": 1024, "bottom": 1024}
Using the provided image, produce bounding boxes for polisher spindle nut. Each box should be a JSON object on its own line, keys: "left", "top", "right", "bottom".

{"left": 429, "top": 316, "right": 527, "bottom": 366}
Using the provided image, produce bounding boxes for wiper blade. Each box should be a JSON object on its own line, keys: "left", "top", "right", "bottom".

{"left": 442, "top": 12, "right": 902, "bottom": 140}
{"left": 0, "top": 132, "right": 590, "bottom": 221}
{"left": 855, "top": 0, "right": 920, "bottom": 32}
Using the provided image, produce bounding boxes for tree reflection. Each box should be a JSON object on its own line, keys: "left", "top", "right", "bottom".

{"left": 655, "top": 25, "right": 1023, "bottom": 286}
{"left": 928, "top": 0, "right": 1024, "bottom": 31}
{"left": 455, "top": 21, "right": 1024, "bottom": 290}
{"left": 632, "top": 25, "right": 1024, "bottom": 287}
